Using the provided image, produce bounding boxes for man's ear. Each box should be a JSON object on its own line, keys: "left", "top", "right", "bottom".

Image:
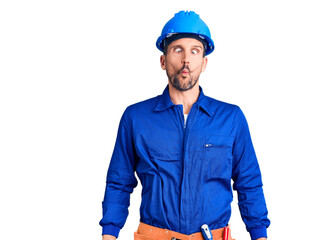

{"left": 160, "top": 55, "right": 166, "bottom": 70}
{"left": 201, "top": 56, "right": 208, "bottom": 72}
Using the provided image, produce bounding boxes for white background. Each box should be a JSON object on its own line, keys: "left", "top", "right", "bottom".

{"left": 1, "top": 0, "right": 330, "bottom": 239}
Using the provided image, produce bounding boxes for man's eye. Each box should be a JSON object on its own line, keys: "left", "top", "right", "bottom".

{"left": 192, "top": 49, "right": 199, "bottom": 54}
{"left": 175, "top": 48, "right": 182, "bottom": 53}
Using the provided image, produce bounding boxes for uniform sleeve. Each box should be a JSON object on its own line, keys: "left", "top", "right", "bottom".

{"left": 99, "top": 108, "right": 138, "bottom": 238}
{"left": 231, "top": 107, "right": 270, "bottom": 240}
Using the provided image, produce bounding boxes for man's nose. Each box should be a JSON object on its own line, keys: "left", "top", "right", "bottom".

{"left": 182, "top": 51, "right": 190, "bottom": 65}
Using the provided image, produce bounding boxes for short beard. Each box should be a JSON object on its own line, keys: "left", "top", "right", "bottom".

{"left": 167, "top": 66, "right": 200, "bottom": 91}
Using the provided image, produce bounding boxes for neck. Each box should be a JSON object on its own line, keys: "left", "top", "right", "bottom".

{"left": 168, "top": 82, "right": 200, "bottom": 115}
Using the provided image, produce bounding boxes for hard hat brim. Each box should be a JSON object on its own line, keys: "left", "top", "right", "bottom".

{"left": 156, "top": 32, "right": 214, "bottom": 55}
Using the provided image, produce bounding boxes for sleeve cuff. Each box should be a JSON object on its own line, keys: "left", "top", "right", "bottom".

{"left": 102, "top": 224, "right": 121, "bottom": 238}
{"left": 249, "top": 225, "right": 267, "bottom": 240}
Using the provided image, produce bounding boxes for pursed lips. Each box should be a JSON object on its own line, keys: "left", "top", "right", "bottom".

{"left": 180, "top": 65, "right": 190, "bottom": 75}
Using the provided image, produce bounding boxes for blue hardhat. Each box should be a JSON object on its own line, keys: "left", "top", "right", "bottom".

{"left": 156, "top": 11, "right": 215, "bottom": 55}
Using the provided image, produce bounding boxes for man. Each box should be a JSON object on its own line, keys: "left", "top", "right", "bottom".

{"left": 100, "top": 11, "right": 270, "bottom": 240}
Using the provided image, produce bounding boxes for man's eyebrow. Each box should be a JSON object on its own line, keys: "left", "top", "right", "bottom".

{"left": 192, "top": 45, "right": 203, "bottom": 49}
{"left": 170, "top": 45, "right": 203, "bottom": 49}
{"left": 170, "top": 45, "right": 183, "bottom": 49}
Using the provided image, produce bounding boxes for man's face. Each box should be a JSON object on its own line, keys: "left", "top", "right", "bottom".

{"left": 160, "top": 38, "right": 208, "bottom": 91}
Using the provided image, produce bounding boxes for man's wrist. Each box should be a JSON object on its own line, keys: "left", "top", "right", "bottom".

{"left": 102, "top": 234, "right": 116, "bottom": 240}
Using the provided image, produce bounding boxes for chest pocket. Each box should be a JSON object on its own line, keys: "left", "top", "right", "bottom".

{"left": 136, "top": 127, "right": 182, "bottom": 162}
{"left": 204, "top": 135, "right": 234, "bottom": 180}
{"left": 148, "top": 137, "right": 182, "bottom": 178}
{"left": 148, "top": 134, "right": 182, "bottom": 162}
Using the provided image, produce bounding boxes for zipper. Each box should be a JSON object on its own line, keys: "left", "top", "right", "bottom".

{"left": 204, "top": 143, "right": 230, "bottom": 148}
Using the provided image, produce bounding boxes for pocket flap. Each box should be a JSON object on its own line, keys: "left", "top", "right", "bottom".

{"left": 205, "top": 135, "right": 234, "bottom": 148}
{"left": 150, "top": 149, "right": 181, "bottom": 161}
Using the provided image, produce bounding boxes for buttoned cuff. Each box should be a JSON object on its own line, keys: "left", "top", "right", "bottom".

{"left": 102, "top": 224, "right": 121, "bottom": 238}
{"left": 249, "top": 225, "right": 267, "bottom": 240}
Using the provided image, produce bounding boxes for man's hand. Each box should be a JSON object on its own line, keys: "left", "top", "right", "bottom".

{"left": 102, "top": 234, "right": 116, "bottom": 240}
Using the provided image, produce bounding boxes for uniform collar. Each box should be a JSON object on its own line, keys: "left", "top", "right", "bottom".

{"left": 154, "top": 84, "right": 213, "bottom": 117}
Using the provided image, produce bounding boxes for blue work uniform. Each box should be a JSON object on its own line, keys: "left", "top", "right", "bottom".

{"left": 100, "top": 85, "right": 270, "bottom": 239}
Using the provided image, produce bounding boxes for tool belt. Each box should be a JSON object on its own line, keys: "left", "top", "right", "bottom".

{"left": 134, "top": 222, "right": 235, "bottom": 240}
